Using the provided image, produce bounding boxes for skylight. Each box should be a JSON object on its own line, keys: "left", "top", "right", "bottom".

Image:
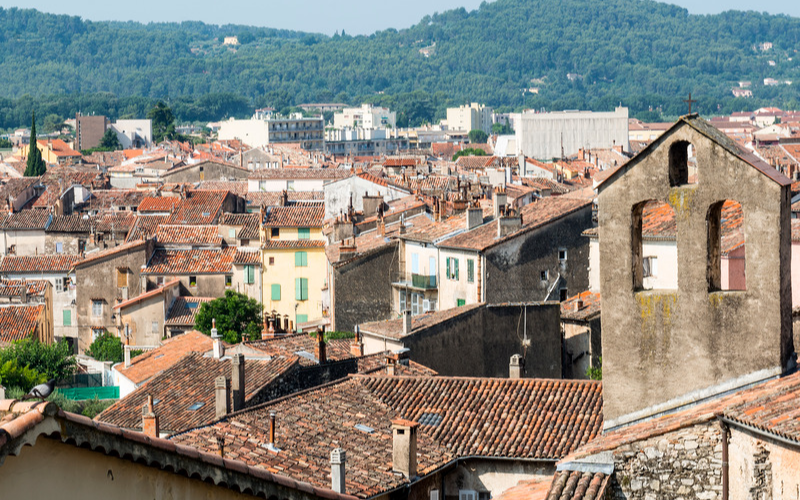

{"left": 188, "top": 402, "right": 205, "bottom": 411}
{"left": 355, "top": 424, "right": 374, "bottom": 434}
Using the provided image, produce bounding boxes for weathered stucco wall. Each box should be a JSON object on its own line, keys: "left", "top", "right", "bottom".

{"left": 728, "top": 426, "right": 800, "bottom": 500}
{"left": 598, "top": 122, "right": 793, "bottom": 426}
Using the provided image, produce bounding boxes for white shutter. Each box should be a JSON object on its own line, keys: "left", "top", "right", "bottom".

{"left": 651, "top": 256, "right": 658, "bottom": 277}
{"left": 460, "top": 491, "right": 477, "bottom": 500}
{"left": 422, "top": 299, "right": 430, "bottom": 312}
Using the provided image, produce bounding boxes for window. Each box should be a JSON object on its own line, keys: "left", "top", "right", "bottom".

{"left": 457, "top": 299, "right": 466, "bottom": 307}
{"left": 668, "top": 140, "right": 696, "bottom": 186}
{"left": 446, "top": 257, "right": 459, "bottom": 280}
{"left": 189, "top": 276, "right": 197, "bottom": 287}
{"left": 411, "top": 292, "right": 420, "bottom": 315}
{"left": 540, "top": 270, "right": 549, "bottom": 281}
{"left": 62, "top": 310, "right": 71, "bottom": 326}
{"left": 225, "top": 275, "right": 232, "bottom": 287}
{"left": 229, "top": 229, "right": 236, "bottom": 238}
{"left": 156, "top": 276, "right": 164, "bottom": 286}
{"left": 287, "top": 180, "right": 295, "bottom": 191}
{"left": 151, "top": 321, "right": 159, "bottom": 333}
{"left": 399, "top": 290, "right": 406, "bottom": 311}
{"left": 269, "top": 257, "right": 275, "bottom": 266}
{"left": 56, "top": 242, "right": 63, "bottom": 253}
{"left": 92, "top": 300, "right": 103, "bottom": 318}
{"left": 411, "top": 253, "right": 419, "bottom": 274}
{"left": 467, "top": 259, "right": 475, "bottom": 283}
{"left": 643, "top": 256, "right": 658, "bottom": 278}
{"left": 558, "top": 248, "right": 567, "bottom": 262}
{"left": 92, "top": 328, "right": 104, "bottom": 341}
{"left": 708, "top": 199, "right": 746, "bottom": 291}
{"left": 117, "top": 268, "right": 128, "bottom": 288}
{"left": 295, "top": 251, "right": 308, "bottom": 267}
{"left": 298, "top": 228, "right": 310, "bottom": 240}
{"left": 244, "top": 265, "right": 255, "bottom": 284}
{"left": 271, "top": 228, "right": 280, "bottom": 238}
{"left": 63, "top": 277, "right": 70, "bottom": 292}
{"left": 295, "top": 278, "right": 308, "bottom": 301}
{"left": 459, "top": 487, "right": 477, "bottom": 499}
{"left": 271, "top": 284, "right": 281, "bottom": 301}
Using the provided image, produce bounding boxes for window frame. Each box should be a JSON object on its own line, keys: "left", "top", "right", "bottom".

{"left": 91, "top": 300, "right": 103, "bottom": 318}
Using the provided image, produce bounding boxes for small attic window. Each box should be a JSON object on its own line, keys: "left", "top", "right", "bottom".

{"left": 668, "top": 141, "right": 697, "bottom": 186}
{"left": 355, "top": 424, "right": 375, "bottom": 433}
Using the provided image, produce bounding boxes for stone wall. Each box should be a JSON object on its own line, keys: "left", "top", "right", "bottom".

{"left": 728, "top": 425, "right": 800, "bottom": 499}
{"left": 609, "top": 422, "right": 722, "bottom": 499}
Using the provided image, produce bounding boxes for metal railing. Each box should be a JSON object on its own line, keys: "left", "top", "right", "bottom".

{"left": 392, "top": 271, "right": 438, "bottom": 289}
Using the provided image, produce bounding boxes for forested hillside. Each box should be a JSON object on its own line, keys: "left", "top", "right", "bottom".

{"left": 2, "top": 0, "right": 800, "bottom": 129}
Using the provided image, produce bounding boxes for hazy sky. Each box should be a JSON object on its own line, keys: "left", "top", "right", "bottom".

{"left": 2, "top": 0, "right": 799, "bottom": 35}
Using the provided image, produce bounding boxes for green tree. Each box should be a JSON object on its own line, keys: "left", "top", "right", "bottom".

{"left": 98, "top": 129, "right": 122, "bottom": 150}
{"left": 24, "top": 112, "right": 46, "bottom": 177}
{"left": 0, "top": 338, "right": 77, "bottom": 391}
{"left": 491, "top": 123, "right": 514, "bottom": 135}
{"left": 195, "top": 290, "right": 262, "bottom": 344}
{"left": 147, "top": 101, "right": 177, "bottom": 143}
{"left": 85, "top": 332, "right": 124, "bottom": 363}
{"left": 452, "top": 147, "right": 488, "bottom": 161}
{"left": 468, "top": 129, "right": 489, "bottom": 144}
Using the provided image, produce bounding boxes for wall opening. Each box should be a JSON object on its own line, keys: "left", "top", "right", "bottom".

{"left": 668, "top": 141, "right": 697, "bottom": 186}
{"left": 707, "top": 200, "right": 746, "bottom": 291}
{"left": 632, "top": 200, "right": 678, "bottom": 290}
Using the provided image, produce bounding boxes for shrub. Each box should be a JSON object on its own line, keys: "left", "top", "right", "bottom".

{"left": 86, "top": 332, "right": 124, "bottom": 363}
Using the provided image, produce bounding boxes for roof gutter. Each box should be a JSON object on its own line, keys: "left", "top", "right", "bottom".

{"left": 718, "top": 415, "right": 800, "bottom": 451}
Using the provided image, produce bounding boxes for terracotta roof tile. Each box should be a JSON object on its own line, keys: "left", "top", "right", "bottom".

{"left": 138, "top": 197, "right": 181, "bottom": 213}
{"left": 0, "top": 304, "right": 44, "bottom": 343}
{"left": 543, "top": 471, "right": 610, "bottom": 500}
{"left": 493, "top": 478, "right": 553, "bottom": 500}
{"left": 561, "top": 291, "right": 601, "bottom": 322}
{"left": 0, "top": 279, "right": 48, "bottom": 298}
{"left": 116, "top": 330, "right": 215, "bottom": 385}
{"left": 0, "top": 255, "right": 81, "bottom": 273}
{"left": 165, "top": 297, "right": 214, "bottom": 326}
{"left": 0, "top": 210, "right": 51, "bottom": 230}
{"left": 96, "top": 353, "right": 298, "bottom": 434}
{"left": 248, "top": 167, "right": 350, "bottom": 180}
{"left": 127, "top": 215, "right": 169, "bottom": 241}
{"left": 263, "top": 205, "right": 324, "bottom": 228}
{"left": 113, "top": 279, "right": 181, "bottom": 311}
{"left": 219, "top": 212, "right": 260, "bottom": 240}
{"left": 233, "top": 249, "right": 261, "bottom": 264}
{"left": 261, "top": 240, "right": 326, "bottom": 250}
{"left": 143, "top": 248, "right": 235, "bottom": 275}
{"left": 155, "top": 225, "right": 223, "bottom": 246}
{"left": 46, "top": 214, "right": 92, "bottom": 233}
{"left": 166, "top": 191, "right": 229, "bottom": 225}
{"left": 245, "top": 332, "right": 354, "bottom": 366}
{"left": 94, "top": 212, "right": 136, "bottom": 235}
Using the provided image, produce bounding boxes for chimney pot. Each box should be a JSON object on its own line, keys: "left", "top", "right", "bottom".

{"left": 268, "top": 410, "right": 280, "bottom": 452}
{"left": 215, "top": 376, "right": 229, "bottom": 418}
{"left": 315, "top": 327, "right": 327, "bottom": 364}
{"left": 331, "top": 448, "right": 347, "bottom": 494}
{"left": 391, "top": 419, "right": 419, "bottom": 478}
{"left": 350, "top": 326, "right": 364, "bottom": 357}
{"left": 142, "top": 394, "right": 159, "bottom": 437}
{"left": 231, "top": 354, "right": 245, "bottom": 412}
{"left": 509, "top": 354, "right": 523, "bottom": 379}
{"left": 574, "top": 298, "right": 584, "bottom": 312}
{"left": 402, "top": 310, "right": 412, "bottom": 337}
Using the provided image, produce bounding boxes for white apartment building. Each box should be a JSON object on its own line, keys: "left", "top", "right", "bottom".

{"left": 446, "top": 103, "right": 494, "bottom": 133}
{"left": 333, "top": 104, "right": 396, "bottom": 129}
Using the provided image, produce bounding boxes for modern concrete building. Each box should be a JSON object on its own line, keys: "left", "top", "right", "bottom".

{"left": 446, "top": 103, "right": 493, "bottom": 133}
{"left": 75, "top": 114, "right": 109, "bottom": 151}
{"left": 218, "top": 114, "right": 324, "bottom": 150}
{"left": 333, "top": 104, "right": 396, "bottom": 129}
{"left": 110, "top": 119, "right": 152, "bottom": 149}
{"left": 515, "top": 107, "right": 629, "bottom": 160}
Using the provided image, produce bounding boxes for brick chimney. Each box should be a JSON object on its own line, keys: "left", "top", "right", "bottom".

{"left": 466, "top": 204, "right": 483, "bottom": 230}
{"left": 215, "top": 376, "right": 229, "bottom": 418}
{"left": 231, "top": 354, "right": 245, "bottom": 412}
{"left": 494, "top": 188, "right": 507, "bottom": 219}
{"left": 142, "top": 395, "right": 159, "bottom": 437}
{"left": 509, "top": 354, "right": 523, "bottom": 379}
{"left": 497, "top": 211, "right": 523, "bottom": 237}
{"left": 350, "top": 326, "right": 364, "bottom": 357}
{"left": 402, "top": 310, "right": 412, "bottom": 337}
{"left": 331, "top": 448, "right": 346, "bottom": 494}
{"left": 391, "top": 419, "right": 419, "bottom": 478}
{"left": 315, "top": 327, "right": 327, "bottom": 364}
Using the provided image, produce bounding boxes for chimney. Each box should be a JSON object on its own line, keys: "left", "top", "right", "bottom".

{"left": 466, "top": 204, "right": 483, "bottom": 230}
{"left": 338, "top": 239, "right": 358, "bottom": 262}
{"left": 215, "top": 376, "right": 229, "bottom": 418}
{"left": 509, "top": 354, "right": 523, "bottom": 379}
{"left": 331, "top": 448, "right": 346, "bottom": 494}
{"left": 391, "top": 419, "right": 419, "bottom": 478}
{"left": 494, "top": 188, "right": 507, "bottom": 219}
{"left": 315, "top": 327, "right": 327, "bottom": 364}
{"left": 268, "top": 410, "right": 280, "bottom": 452}
{"left": 351, "top": 325, "right": 364, "bottom": 357}
{"left": 402, "top": 310, "right": 412, "bottom": 337}
{"left": 574, "top": 297, "right": 584, "bottom": 312}
{"left": 18, "top": 279, "right": 26, "bottom": 304}
{"left": 231, "top": 354, "right": 245, "bottom": 412}
{"left": 497, "top": 212, "right": 523, "bottom": 237}
{"left": 578, "top": 149, "right": 585, "bottom": 161}
{"left": 211, "top": 319, "right": 224, "bottom": 359}
{"left": 142, "top": 395, "right": 159, "bottom": 437}
{"left": 124, "top": 344, "right": 132, "bottom": 368}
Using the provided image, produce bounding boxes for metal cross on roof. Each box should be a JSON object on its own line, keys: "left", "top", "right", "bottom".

{"left": 684, "top": 93, "right": 697, "bottom": 114}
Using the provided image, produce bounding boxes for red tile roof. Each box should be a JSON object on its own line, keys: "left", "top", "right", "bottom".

{"left": 0, "top": 279, "right": 49, "bottom": 298}
{"left": 94, "top": 212, "right": 136, "bottom": 235}
{"left": 0, "top": 255, "right": 81, "bottom": 273}
{"left": 74, "top": 239, "right": 149, "bottom": 269}
{"left": 0, "top": 210, "right": 51, "bottom": 230}
{"left": 142, "top": 248, "right": 236, "bottom": 275}
{"left": 116, "top": 330, "right": 215, "bottom": 385}
{"left": 261, "top": 240, "right": 326, "bottom": 249}
{"left": 0, "top": 304, "right": 44, "bottom": 343}
{"left": 166, "top": 191, "right": 229, "bottom": 225}
{"left": 542, "top": 471, "right": 610, "bottom": 500}
{"left": 46, "top": 214, "right": 92, "bottom": 233}
{"left": 219, "top": 212, "right": 261, "bottom": 240}
{"left": 127, "top": 215, "right": 168, "bottom": 241}
{"left": 96, "top": 352, "right": 298, "bottom": 433}
{"left": 233, "top": 249, "right": 261, "bottom": 264}
{"left": 246, "top": 332, "right": 355, "bottom": 366}
{"left": 113, "top": 279, "right": 180, "bottom": 311}
{"left": 248, "top": 167, "right": 350, "bottom": 180}
{"left": 561, "top": 291, "right": 601, "bottom": 322}
{"left": 493, "top": 478, "right": 553, "bottom": 500}
{"left": 155, "top": 225, "right": 223, "bottom": 246}
{"left": 138, "top": 196, "right": 180, "bottom": 213}
{"left": 263, "top": 205, "right": 324, "bottom": 228}
{"left": 165, "top": 297, "right": 214, "bottom": 326}
{"left": 360, "top": 303, "right": 484, "bottom": 339}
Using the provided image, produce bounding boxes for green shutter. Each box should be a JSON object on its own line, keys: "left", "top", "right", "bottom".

{"left": 63, "top": 309, "right": 71, "bottom": 326}
{"left": 295, "top": 251, "right": 308, "bottom": 267}
{"left": 454, "top": 258, "right": 459, "bottom": 280}
{"left": 446, "top": 258, "right": 451, "bottom": 279}
{"left": 245, "top": 265, "right": 255, "bottom": 284}
{"left": 296, "top": 314, "right": 308, "bottom": 326}
{"left": 295, "top": 277, "right": 308, "bottom": 300}
{"left": 457, "top": 299, "right": 466, "bottom": 307}
{"left": 468, "top": 259, "right": 475, "bottom": 283}
{"left": 271, "top": 284, "right": 281, "bottom": 301}
{"left": 298, "top": 228, "right": 310, "bottom": 239}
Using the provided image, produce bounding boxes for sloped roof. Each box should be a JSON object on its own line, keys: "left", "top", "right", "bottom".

{"left": 0, "top": 255, "right": 81, "bottom": 273}
{"left": 46, "top": 214, "right": 92, "bottom": 233}
{"left": 142, "top": 248, "right": 236, "bottom": 275}
{"left": 115, "top": 330, "right": 215, "bottom": 385}
{"left": 0, "top": 305, "right": 43, "bottom": 343}
{"left": 561, "top": 290, "right": 601, "bottom": 322}
{"left": 0, "top": 210, "right": 51, "bottom": 230}
{"left": 263, "top": 205, "right": 324, "bottom": 228}
{"left": 360, "top": 303, "right": 484, "bottom": 339}
{"left": 155, "top": 225, "right": 222, "bottom": 246}
{"left": 248, "top": 167, "right": 350, "bottom": 180}
{"left": 165, "top": 297, "right": 214, "bottom": 326}
{"left": 96, "top": 352, "right": 298, "bottom": 433}
{"left": 166, "top": 191, "right": 229, "bottom": 225}
{"left": 0, "top": 279, "right": 49, "bottom": 298}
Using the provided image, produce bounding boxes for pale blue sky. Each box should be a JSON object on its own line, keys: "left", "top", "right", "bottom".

{"left": 1, "top": 0, "right": 798, "bottom": 35}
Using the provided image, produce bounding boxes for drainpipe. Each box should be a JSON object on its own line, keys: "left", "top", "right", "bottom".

{"left": 718, "top": 417, "right": 729, "bottom": 500}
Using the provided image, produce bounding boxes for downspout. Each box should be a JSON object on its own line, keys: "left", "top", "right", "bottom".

{"left": 718, "top": 417, "right": 729, "bottom": 500}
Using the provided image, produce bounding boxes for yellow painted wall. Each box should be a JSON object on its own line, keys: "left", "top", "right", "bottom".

{"left": 261, "top": 227, "right": 326, "bottom": 327}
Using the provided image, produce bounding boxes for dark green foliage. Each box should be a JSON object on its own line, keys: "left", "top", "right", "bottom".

{"left": 0, "top": 138, "right": 12, "bottom": 148}
{"left": 0, "top": 338, "right": 77, "bottom": 392}
{"left": 468, "top": 129, "right": 488, "bottom": 144}
{"left": 2, "top": 1, "right": 800, "bottom": 128}
{"left": 453, "top": 148, "right": 488, "bottom": 161}
{"left": 85, "top": 332, "right": 124, "bottom": 363}
{"left": 98, "top": 128, "right": 122, "bottom": 150}
{"left": 195, "top": 290, "right": 262, "bottom": 344}
{"left": 586, "top": 357, "right": 602, "bottom": 381}
{"left": 147, "top": 101, "right": 177, "bottom": 143}
{"left": 309, "top": 330, "right": 355, "bottom": 341}
{"left": 492, "top": 122, "right": 514, "bottom": 134}
{"left": 80, "top": 396, "right": 114, "bottom": 418}
{"left": 24, "top": 112, "right": 46, "bottom": 177}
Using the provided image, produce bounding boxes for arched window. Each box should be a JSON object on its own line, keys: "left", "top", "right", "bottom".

{"left": 632, "top": 200, "right": 678, "bottom": 290}
{"left": 669, "top": 141, "right": 697, "bottom": 186}
{"left": 707, "top": 200, "right": 745, "bottom": 291}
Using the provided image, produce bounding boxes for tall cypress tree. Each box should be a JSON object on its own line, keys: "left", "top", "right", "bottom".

{"left": 24, "top": 112, "right": 46, "bottom": 177}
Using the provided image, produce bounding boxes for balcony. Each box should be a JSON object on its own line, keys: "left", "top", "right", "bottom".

{"left": 392, "top": 271, "right": 438, "bottom": 290}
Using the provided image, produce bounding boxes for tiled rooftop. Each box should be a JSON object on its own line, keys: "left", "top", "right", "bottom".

{"left": 246, "top": 332, "right": 354, "bottom": 366}
{"left": 127, "top": 215, "right": 169, "bottom": 241}
{"left": 0, "top": 279, "right": 49, "bottom": 298}
{"left": 219, "top": 212, "right": 260, "bottom": 239}
{"left": 359, "top": 303, "right": 483, "bottom": 340}
{"left": 248, "top": 167, "right": 350, "bottom": 180}
{"left": 0, "top": 255, "right": 81, "bottom": 273}
{"left": 0, "top": 304, "right": 44, "bottom": 344}
{"left": 46, "top": 214, "right": 92, "bottom": 233}
{"left": 560, "top": 291, "right": 601, "bottom": 322}
{"left": 142, "top": 248, "right": 236, "bottom": 275}
{"left": 166, "top": 191, "right": 229, "bottom": 225}
{"left": 165, "top": 297, "right": 214, "bottom": 326}
{"left": 263, "top": 205, "right": 324, "bottom": 228}
{"left": 138, "top": 196, "right": 181, "bottom": 213}
{"left": 543, "top": 471, "right": 610, "bottom": 500}
{"left": 96, "top": 352, "right": 298, "bottom": 434}
{"left": 0, "top": 209, "right": 51, "bottom": 230}
{"left": 115, "top": 330, "right": 215, "bottom": 385}
{"left": 155, "top": 225, "right": 223, "bottom": 246}
{"left": 262, "top": 240, "right": 326, "bottom": 250}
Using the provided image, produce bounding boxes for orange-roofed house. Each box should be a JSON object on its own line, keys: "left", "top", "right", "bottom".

{"left": 36, "top": 139, "right": 82, "bottom": 166}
